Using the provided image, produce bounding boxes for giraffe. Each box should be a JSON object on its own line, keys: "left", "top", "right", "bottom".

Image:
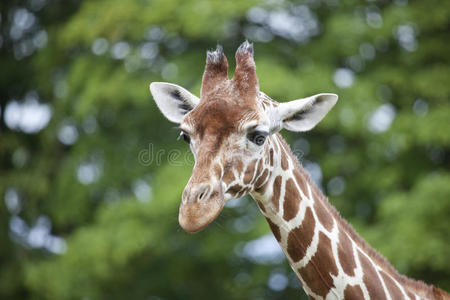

{"left": 149, "top": 41, "right": 449, "bottom": 300}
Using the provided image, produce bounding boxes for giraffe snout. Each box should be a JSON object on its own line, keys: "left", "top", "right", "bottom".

{"left": 179, "top": 182, "right": 224, "bottom": 233}
{"left": 183, "top": 184, "right": 211, "bottom": 204}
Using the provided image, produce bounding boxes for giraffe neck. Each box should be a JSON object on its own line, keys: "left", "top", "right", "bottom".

{"left": 250, "top": 134, "right": 439, "bottom": 300}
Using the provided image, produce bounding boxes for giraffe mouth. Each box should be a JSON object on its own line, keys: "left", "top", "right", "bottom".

{"left": 179, "top": 184, "right": 225, "bottom": 233}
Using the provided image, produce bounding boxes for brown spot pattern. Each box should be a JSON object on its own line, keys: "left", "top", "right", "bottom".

{"left": 227, "top": 184, "right": 243, "bottom": 195}
{"left": 266, "top": 218, "right": 281, "bottom": 242}
{"left": 287, "top": 207, "right": 315, "bottom": 262}
{"left": 281, "top": 148, "right": 289, "bottom": 170}
{"left": 293, "top": 168, "right": 308, "bottom": 197}
{"left": 380, "top": 271, "right": 405, "bottom": 300}
{"left": 252, "top": 159, "right": 263, "bottom": 184}
{"left": 358, "top": 250, "right": 387, "bottom": 300}
{"left": 235, "top": 159, "right": 244, "bottom": 175}
{"left": 256, "top": 200, "right": 266, "bottom": 213}
{"left": 222, "top": 169, "right": 235, "bottom": 185}
{"left": 298, "top": 232, "right": 338, "bottom": 298}
{"left": 344, "top": 284, "right": 365, "bottom": 299}
{"left": 314, "top": 199, "right": 334, "bottom": 232}
{"left": 338, "top": 230, "right": 356, "bottom": 277}
{"left": 283, "top": 178, "right": 300, "bottom": 221}
{"left": 258, "top": 184, "right": 268, "bottom": 195}
{"left": 254, "top": 169, "right": 269, "bottom": 190}
{"left": 178, "top": 43, "right": 442, "bottom": 300}
{"left": 272, "top": 176, "right": 282, "bottom": 212}
{"left": 243, "top": 159, "right": 257, "bottom": 184}
{"left": 237, "top": 187, "right": 250, "bottom": 198}
{"left": 269, "top": 148, "right": 274, "bottom": 166}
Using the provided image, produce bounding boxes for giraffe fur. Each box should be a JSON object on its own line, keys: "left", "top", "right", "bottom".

{"left": 149, "top": 41, "right": 450, "bottom": 300}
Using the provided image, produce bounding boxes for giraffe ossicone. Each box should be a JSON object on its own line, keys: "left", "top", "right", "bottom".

{"left": 149, "top": 41, "right": 449, "bottom": 300}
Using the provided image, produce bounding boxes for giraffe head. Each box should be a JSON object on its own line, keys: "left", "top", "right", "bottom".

{"left": 150, "top": 41, "right": 338, "bottom": 233}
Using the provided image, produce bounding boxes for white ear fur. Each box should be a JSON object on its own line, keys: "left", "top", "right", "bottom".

{"left": 270, "top": 93, "right": 338, "bottom": 132}
{"left": 149, "top": 82, "right": 200, "bottom": 123}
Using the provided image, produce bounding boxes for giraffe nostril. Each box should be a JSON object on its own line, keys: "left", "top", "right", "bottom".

{"left": 196, "top": 185, "right": 210, "bottom": 202}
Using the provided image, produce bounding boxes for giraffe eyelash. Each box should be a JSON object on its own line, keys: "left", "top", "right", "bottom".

{"left": 178, "top": 131, "right": 191, "bottom": 144}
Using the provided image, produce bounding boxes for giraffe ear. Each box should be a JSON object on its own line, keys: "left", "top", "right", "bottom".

{"left": 271, "top": 93, "right": 338, "bottom": 132}
{"left": 150, "top": 82, "right": 200, "bottom": 123}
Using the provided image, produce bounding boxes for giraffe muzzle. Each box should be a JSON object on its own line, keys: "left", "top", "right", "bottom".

{"left": 183, "top": 184, "right": 211, "bottom": 204}
{"left": 179, "top": 182, "right": 224, "bottom": 233}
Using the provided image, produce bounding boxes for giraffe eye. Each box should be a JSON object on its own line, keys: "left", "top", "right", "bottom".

{"left": 178, "top": 131, "right": 191, "bottom": 144}
{"left": 248, "top": 131, "right": 268, "bottom": 146}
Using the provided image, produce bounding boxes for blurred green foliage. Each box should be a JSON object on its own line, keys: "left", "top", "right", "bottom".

{"left": 0, "top": 0, "right": 449, "bottom": 299}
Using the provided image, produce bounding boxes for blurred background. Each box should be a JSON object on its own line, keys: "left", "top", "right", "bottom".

{"left": 1, "top": 0, "right": 449, "bottom": 299}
